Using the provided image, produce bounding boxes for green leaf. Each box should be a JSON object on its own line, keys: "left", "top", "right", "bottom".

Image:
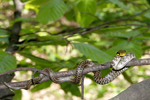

{"left": 122, "top": 72, "right": 133, "bottom": 84}
{"left": 0, "top": 29, "right": 9, "bottom": 43}
{"left": 60, "top": 82, "right": 80, "bottom": 97}
{"left": 31, "top": 81, "right": 51, "bottom": 92}
{"left": 10, "top": 17, "right": 36, "bottom": 24}
{"left": 106, "top": 39, "right": 142, "bottom": 58}
{"left": 25, "top": 0, "right": 50, "bottom": 12}
{"left": 106, "top": 40, "right": 128, "bottom": 56}
{"left": 36, "top": 0, "right": 66, "bottom": 24}
{"left": 144, "top": 10, "right": 150, "bottom": 18}
{"left": 18, "top": 52, "right": 57, "bottom": 68}
{"left": 72, "top": 37, "right": 95, "bottom": 42}
{"left": 143, "top": 46, "right": 150, "bottom": 50}
{"left": 134, "top": 32, "right": 150, "bottom": 40}
{"left": 76, "top": 0, "right": 97, "bottom": 27}
{"left": 112, "top": 38, "right": 126, "bottom": 46}
{"left": 15, "top": 39, "right": 67, "bottom": 47}
{"left": 124, "top": 40, "right": 142, "bottom": 59}
{"left": 109, "top": 0, "right": 129, "bottom": 10}
{"left": 38, "top": 35, "right": 63, "bottom": 41}
{"left": 13, "top": 90, "right": 22, "bottom": 100}
{"left": 103, "top": 30, "right": 140, "bottom": 38}
{"left": 99, "top": 26, "right": 130, "bottom": 33}
{"left": 26, "top": 0, "right": 49, "bottom": 5}
{"left": 136, "top": 36, "right": 150, "bottom": 40}
{"left": 0, "top": 50, "right": 17, "bottom": 73}
{"left": 65, "top": 9, "right": 75, "bottom": 21}
{"left": 73, "top": 43, "right": 113, "bottom": 63}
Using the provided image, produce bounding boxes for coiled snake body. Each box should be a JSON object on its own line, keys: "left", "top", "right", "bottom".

{"left": 4, "top": 50, "right": 136, "bottom": 90}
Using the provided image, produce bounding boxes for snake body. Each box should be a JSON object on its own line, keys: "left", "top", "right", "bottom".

{"left": 94, "top": 52, "right": 136, "bottom": 84}
{"left": 4, "top": 51, "right": 136, "bottom": 90}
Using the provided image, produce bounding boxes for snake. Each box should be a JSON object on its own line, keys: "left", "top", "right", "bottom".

{"left": 4, "top": 50, "right": 136, "bottom": 90}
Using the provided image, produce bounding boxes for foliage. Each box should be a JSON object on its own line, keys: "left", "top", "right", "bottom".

{"left": 0, "top": 50, "right": 16, "bottom": 73}
{"left": 0, "top": 0, "right": 150, "bottom": 99}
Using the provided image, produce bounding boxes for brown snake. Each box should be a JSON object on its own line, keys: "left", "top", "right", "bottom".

{"left": 4, "top": 50, "right": 136, "bottom": 90}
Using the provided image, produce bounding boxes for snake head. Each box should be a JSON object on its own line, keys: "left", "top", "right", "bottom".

{"left": 112, "top": 52, "right": 136, "bottom": 70}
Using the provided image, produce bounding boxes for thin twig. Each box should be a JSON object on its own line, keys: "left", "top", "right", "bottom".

{"left": 109, "top": 24, "right": 148, "bottom": 28}
{"left": 134, "top": 29, "right": 149, "bottom": 37}
{"left": 81, "top": 12, "right": 106, "bottom": 22}
{"left": 126, "top": 8, "right": 150, "bottom": 19}
{"left": 78, "top": 74, "right": 85, "bottom": 100}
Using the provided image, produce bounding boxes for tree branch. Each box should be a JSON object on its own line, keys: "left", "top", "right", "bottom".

{"left": 63, "top": 8, "right": 150, "bottom": 38}
{"left": 0, "top": 58, "right": 150, "bottom": 90}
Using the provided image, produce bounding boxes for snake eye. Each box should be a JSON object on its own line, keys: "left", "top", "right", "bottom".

{"left": 116, "top": 52, "right": 120, "bottom": 56}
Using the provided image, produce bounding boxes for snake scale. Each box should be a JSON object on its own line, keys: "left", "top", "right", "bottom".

{"left": 4, "top": 50, "right": 136, "bottom": 90}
